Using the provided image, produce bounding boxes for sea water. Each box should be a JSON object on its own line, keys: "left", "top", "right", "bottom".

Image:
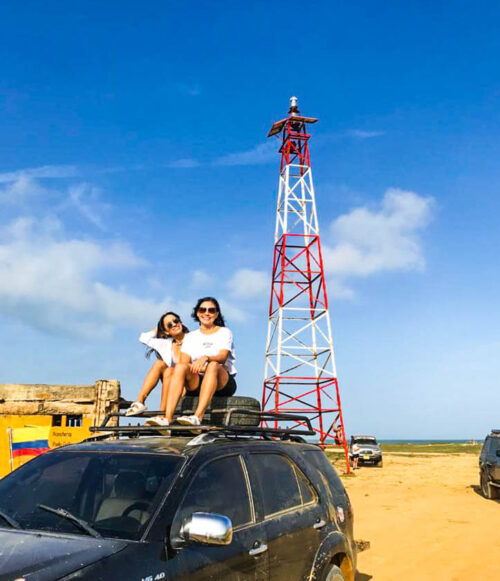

{"left": 379, "top": 439, "right": 472, "bottom": 444}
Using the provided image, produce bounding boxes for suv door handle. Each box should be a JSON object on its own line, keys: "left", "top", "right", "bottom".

{"left": 314, "top": 519, "right": 326, "bottom": 530}
{"left": 249, "top": 543, "right": 268, "bottom": 556}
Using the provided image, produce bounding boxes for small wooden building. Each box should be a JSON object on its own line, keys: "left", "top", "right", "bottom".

{"left": 0, "top": 379, "right": 121, "bottom": 477}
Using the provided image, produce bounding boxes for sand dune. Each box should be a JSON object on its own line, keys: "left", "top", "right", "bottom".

{"left": 340, "top": 454, "right": 499, "bottom": 580}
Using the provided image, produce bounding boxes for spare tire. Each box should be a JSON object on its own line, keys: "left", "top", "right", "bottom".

{"left": 174, "top": 396, "right": 261, "bottom": 427}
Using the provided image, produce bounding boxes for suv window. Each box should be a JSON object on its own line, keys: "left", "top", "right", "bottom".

{"left": 296, "top": 467, "right": 315, "bottom": 504}
{"left": 176, "top": 455, "right": 252, "bottom": 530}
{"left": 0, "top": 451, "right": 182, "bottom": 540}
{"left": 352, "top": 437, "right": 377, "bottom": 446}
{"left": 488, "top": 437, "right": 500, "bottom": 455}
{"left": 303, "top": 449, "right": 346, "bottom": 496}
{"left": 249, "top": 453, "right": 315, "bottom": 517}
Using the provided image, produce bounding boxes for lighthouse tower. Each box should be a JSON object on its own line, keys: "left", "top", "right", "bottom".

{"left": 262, "top": 97, "right": 350, "bottom": 468}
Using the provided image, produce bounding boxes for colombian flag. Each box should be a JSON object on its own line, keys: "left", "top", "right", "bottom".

{"left": 10, "top": 426, "right": 51, "bottom": 469}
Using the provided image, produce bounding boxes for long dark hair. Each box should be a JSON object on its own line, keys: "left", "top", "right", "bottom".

{"left": 191, "top": 296, "right": 225, "bottom": 327}
{"left": 146, "top": 311, "right": 189, "bottom": 359}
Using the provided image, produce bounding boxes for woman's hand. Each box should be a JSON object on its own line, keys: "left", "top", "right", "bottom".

{"left": 190, "top": 356, "right": 209, "bottom": 374}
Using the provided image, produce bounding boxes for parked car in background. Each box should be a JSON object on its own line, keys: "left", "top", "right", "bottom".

{"left": 350, "top": 435, "right": 383, "bottom": 467}
{"left": 479, "top": 429, "right": 500, "bottom": 499}
{"left": 0, "top": 412, "right": 357, "bottom": 580}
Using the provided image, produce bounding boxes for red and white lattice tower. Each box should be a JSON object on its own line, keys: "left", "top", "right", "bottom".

{"left": 262, "top": 97, "right": 350, "bottom": 467}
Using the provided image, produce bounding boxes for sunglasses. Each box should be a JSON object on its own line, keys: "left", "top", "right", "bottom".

{"left": 197, "top": 307, "right": 217, "bottom": 314}
{"left": 165, "top": 318, "right": 180, "bottom": 329}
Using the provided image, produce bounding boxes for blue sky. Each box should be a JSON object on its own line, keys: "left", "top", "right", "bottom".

{"left": 0, "top": 1, "right": 499, "bottom": 438}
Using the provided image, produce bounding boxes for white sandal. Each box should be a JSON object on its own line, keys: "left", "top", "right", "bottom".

{"left": 145, "top": 416, "right": 170, "bottom": 436}
{"left": 125, "top": 401, "right": 147, "bottom": 416}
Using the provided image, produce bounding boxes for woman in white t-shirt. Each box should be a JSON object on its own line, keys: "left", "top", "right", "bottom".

{"left": 125, "top": 311, "right": 189, "bottom": 416}
{"left": 146, "top": 297, "right": 237, "bottom": 430}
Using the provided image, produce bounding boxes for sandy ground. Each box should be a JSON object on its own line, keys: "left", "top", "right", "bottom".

{"left": 339, "top": 454, "right": 500, "bottom": 581}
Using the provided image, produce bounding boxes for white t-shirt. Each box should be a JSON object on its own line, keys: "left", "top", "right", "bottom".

{"left": 139, "top": 331, "right": 174, "bottom": 366}
{"left": 181, "top": 327, "right": 237, "bottom": 375}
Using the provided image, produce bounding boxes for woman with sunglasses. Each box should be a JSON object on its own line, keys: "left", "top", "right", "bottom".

{"left": 146, "top": 297, "right": 236, "bottom": 430}
{"left": 125, "top": 311, "right": 189, "bottom": 416}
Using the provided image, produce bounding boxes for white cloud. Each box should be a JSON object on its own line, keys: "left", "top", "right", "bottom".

{"left": 196, "top": 189, "right": 432, "bottom": 305}
{"left": 218, "top": 300, "right": 247, "bottom": 323}
{"left": 0, "top": 171, "right": 111, "bottom": 231}
{"left": 190, "top": 269, "right": 214, "bottom": 288}
{"left": 326, "top": 279, "right": 355, "bottom": 300}
{"left": 228, "top": 268, "right": 269, "bottom": 300}
{"left": 0, "top": 176, "right": 49, "bottom": 204}
{"left": 214, "top": 142, "right": 277, "bottom": 167}
{"left": 214, "top": 129, "right": 384, "bottom": 167}
{"left": 0, "top": 217, "right": 169, "bottom": 339}
{"left": 346, "top": 129, "right": 385, "bottom": 139}
{"left": 0, "top": 165, "right": 78, "bottom": 183}
{"left": 323, "top": 189, "right": 434, "bottom": 293}
{"left": 167, "top": 158, "right": 200, "bottom": 169}
{"left": 68, "top": 183, "right": 109, "bottom": 230}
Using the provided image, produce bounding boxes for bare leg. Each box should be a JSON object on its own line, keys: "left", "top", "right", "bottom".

{"left": 165, "top": 363, "right": 198, "bottom": 422}
{"left": 195, "top": 362, "right": 229, "bottom": 420}
{"left": 136, "top": 360, "right": 167, "bottom": 404}
{"left": 159, "top": 366, "right": 174, "bottom": 411}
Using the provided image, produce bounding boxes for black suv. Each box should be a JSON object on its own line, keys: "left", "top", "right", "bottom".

{"left": 479, "top": 429, "right": 500, "bottom": 500}
{"left": 0, "top": 408, "right": 356, "bottom": 581}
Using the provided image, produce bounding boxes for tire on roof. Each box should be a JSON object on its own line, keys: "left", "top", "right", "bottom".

{"left": 175, "top": 396, "right": 261, "bottom": 426}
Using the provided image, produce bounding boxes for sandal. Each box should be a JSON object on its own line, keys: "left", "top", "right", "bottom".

{"left": 145, "top": 416, "right": 170, "bottom": 436}
{"left": 177, "top": 414, "right": 202, "bottom": 434}
{"left": 125, "top": 401, "right": 147, "bottom": 416}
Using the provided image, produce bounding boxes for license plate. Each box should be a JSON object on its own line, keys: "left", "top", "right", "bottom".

{"left": 362, "top": 455, "right": 371, "bottom": 460}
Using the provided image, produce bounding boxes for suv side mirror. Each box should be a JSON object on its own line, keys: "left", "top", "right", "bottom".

{"left": 180, "top": 512, "right": 233, "bottom": 546}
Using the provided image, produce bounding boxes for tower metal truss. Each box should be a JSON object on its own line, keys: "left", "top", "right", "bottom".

{"left": 262, "top": 97, "right": 350, "bottom": 468}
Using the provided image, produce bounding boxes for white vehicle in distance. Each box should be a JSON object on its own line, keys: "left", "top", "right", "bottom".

{"left": 350, "top": 435, "right": 383, "bottom": 468}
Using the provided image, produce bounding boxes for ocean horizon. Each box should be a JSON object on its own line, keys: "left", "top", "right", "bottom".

{"left": 379, "top": 439, "right": 478, "bottom": 444}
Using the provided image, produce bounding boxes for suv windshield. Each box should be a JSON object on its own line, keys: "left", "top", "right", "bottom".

{"left": 0, "top": 451, "right": 182, "bottom": 540}
{"left": 352, "top": 438, "right": 378, "bottom": 446}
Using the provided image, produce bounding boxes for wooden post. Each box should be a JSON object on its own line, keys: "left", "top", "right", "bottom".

{"left": 93, "top": 379, "right": 120, "bottom": 428}
{"left": 7, "top": 428, "right": 13, "bottom": 472}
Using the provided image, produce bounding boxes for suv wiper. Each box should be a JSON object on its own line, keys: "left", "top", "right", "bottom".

{"left": 37, "top": 504, "right": 102, "bottom": 538}
{"left": 0, "top": 508, "right": 21, "bottom": 529}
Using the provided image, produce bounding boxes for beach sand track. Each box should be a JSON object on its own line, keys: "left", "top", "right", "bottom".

{"left": 339, "top": 454, "right": 499, "bottom": 580}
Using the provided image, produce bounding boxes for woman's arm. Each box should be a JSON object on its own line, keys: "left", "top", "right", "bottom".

{"left": 190, "top": 349, "right": 229, "bottom": 374}
{"left": 181, "top": 349, "right": 207, "bottom": 374}
{"left": 139, "top": 328, "right": 157, "bottom": 346}
{"left": 206, "top": 350, "right": 230, "bottom": 364}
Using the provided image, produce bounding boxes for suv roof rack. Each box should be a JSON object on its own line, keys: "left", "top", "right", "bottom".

{"left": 89, "top": 407, "right": 315, "bottom": 441}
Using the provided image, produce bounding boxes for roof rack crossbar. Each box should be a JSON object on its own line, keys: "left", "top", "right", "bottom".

{"left": 90, "top": 407, "right": 315, "bottom": 440}
{"left": 89, "top": 424, "right": 314, "bottom": 438}
{"left": 97, "top": 407, "right": 314, "bottom": 432}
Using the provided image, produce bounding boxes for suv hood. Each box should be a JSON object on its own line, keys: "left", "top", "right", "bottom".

{"left": 354, "top": 444, "right": 380, "bottom": 452}
{"left": 0, "top": 529, "right": 127, "bottom": 581}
